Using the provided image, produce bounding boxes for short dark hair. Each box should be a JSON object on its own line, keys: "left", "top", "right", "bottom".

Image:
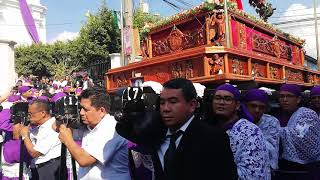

{"left": 79, "top": 87, "right": 111, "bottom": 111}
{"left": 29, "top": 99, "right": 51, "bottom": 114}
{"left": 162, "top": 78, "right": 197, "bottom": 102}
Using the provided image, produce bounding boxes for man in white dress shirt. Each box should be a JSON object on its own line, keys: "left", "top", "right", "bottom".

{"left": 57, "top": 87, "right": 130, "bottom": 180}
{"left": 20, "top": 99, "right": 61, "bottom": 180}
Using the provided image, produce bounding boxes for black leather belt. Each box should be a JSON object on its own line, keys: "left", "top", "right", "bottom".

{"left": 36, "top": 156, "right": 60, "bottom": 169}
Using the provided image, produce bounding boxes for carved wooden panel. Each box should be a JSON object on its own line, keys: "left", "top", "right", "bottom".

{"left": 238, "top": 22, "right": 247, "bottom": 49}
{"left": 316, "top": 75, "right": 320, "bottom": 85}
{"left": 305, "top": 73, "right": 314, "bottom": 84}
{"left": 110, "top": 73, "right": 131, "bottom": 89}
{"left": 286, "top": 68, "right": 303, "bottom": 82}
{"left": 152, "top": 21, "right": 206, "bottom": 57}
{"left": 228, "top": 57, "right": 248, "bottom": 75}
{"left": 251, "top": 61, "right": 266, "bottom": 78}
{"left": 269, "top": 64, "right": 282, "bottom": 80}
{"left": 252, "top": 34, "right": 292, "bottom": 60}
{"left": 208, "top": 54, "right": 224, "bottom": 75}
{"left": 170, "top": 59, "right": 204, "bottom": 79}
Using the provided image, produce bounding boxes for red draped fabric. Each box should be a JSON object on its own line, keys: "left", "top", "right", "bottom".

{"left": 236, "top": 0, "right": 243, "bottom": 10}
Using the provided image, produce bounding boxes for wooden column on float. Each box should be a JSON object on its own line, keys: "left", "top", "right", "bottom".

{"left": 266, "top": 63, "right": 271, "bottom": 78}
{"left": 148, "top": 35, "right": 152, "bottom": 58}
{"left": 224, "top": 54, "right": 229, "bottom": 74}
{"left": 248, "top": 58, "right": 252, "bottom": 76}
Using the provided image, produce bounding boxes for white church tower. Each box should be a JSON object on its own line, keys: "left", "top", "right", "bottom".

{"left": 0, "top": 0, "right": 47, "bottom": 44}
{"left": 0, "top": 0, "right": 46, "bottom": 94}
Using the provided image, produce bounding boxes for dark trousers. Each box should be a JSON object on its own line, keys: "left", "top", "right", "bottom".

{"left": 31, "top": 158, "right": 61, "bottom": 180}
{"left": 273, "top": 159, "right": 320, "bottom": 180}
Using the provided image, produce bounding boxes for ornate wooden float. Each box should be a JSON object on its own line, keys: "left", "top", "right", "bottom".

{"left": 106, "top": 2, "right": 319, "bottom": 93}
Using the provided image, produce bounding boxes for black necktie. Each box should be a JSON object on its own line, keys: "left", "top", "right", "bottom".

{"left": 164, "top": 130, "right": 183, "bottom": 180}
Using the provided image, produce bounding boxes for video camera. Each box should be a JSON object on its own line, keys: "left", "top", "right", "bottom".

{"left": 53, "top": 95, "right": 83, "bottom": 129}
{"left": 10, "top": 102, "right": 29, "bottom": 125}
{"left": 113, "top": 86, "right": 166, "bottom": 147}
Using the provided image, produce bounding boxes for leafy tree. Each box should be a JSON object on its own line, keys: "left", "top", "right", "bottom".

{"left": 15, "top": 4, "right": 121, "bottom": 78}
{"left": 133, "top": 9, "right": 162, "bottom": 38}
{"left": 78, "top": 5, "right": 121, "bottom": 67}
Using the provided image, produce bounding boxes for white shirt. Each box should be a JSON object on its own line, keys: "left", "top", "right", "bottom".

{"left": 78, "top": 114, "right": 130, "bottom": 180}
{"left": 157, "top": 115, "right": 194, "bottom": 169}
{"left": 30, "top": 117, "right": 61, "bottom": 164}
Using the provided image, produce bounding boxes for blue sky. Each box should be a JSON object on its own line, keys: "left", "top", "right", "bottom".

{"left": 42, "top": 0, "right": 315, "bottom": 42}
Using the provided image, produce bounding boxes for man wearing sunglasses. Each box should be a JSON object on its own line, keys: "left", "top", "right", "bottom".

{"left": 19, "top": 99, "right": 61, "bottom": 180}
{"left": 245, "top": 89, "right": 280, "bottom": 172}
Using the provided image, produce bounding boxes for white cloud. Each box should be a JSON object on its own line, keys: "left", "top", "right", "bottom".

{"left": 274, "top": 4, "right": 320, "bottom": 59}
{"left": 48, "top": 31, "right": 79, "bottom": 44}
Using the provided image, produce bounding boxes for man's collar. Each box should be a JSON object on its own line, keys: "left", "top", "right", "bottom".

{"left": 166, "top": 115, "right": 194, "bottom": 136}
{"left": 87, "top": 113, "right": 109, "bottom": 131}
{"left": 39, "top": 117, "right": 55, "bottom": 129}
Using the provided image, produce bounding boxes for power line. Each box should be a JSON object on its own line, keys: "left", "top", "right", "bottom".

{"left": 270, "top": 12, "right": 320, "bottom": 19}
{"left": 272, "top": 7, "right": 315, "bottom": 14}
{"left": 273, "top": 16, "right": 320, "bottom": 25}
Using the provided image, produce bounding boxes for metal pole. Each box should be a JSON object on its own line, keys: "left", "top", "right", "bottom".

{"left": 314, "top": 0, "right": 320, "bottom": 69}
{"left": 224, "top": 0, "right": 231, "bottom": 48}
{"left": 120, "top": 0, "right": 125, "bottom": 66}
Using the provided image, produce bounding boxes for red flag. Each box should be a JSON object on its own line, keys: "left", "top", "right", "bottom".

{"left": 236, "top": 0, "right": 243, "bottom": 10}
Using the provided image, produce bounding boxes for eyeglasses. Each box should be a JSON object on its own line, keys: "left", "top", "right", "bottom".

{"left": 213, "top": 95, "right": 235, "bottom": 105}
{"left": 279, "top": 94, "right": 296, "bottom": 100}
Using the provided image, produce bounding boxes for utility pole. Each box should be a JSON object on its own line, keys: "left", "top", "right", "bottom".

{"left": 224, "top": 0, "right": 231, "bottom": 48}
{"left": 314, "top": 0, "right": 320, "bottom": 70}
{"left": 122, "top": 0, "right": 135, "bottom": 65}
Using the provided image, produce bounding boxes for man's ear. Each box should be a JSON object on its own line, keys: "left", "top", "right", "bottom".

{"left": 235, "top": 101, "right": 241, "bottom": 111}
{"left": 190, "top": 99, "right": 198, "bottom": 112}
{"left": 297, "top": 96, "right": 302, "bottom": 104}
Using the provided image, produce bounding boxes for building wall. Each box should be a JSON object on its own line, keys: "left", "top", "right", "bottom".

{"left": 0, "top": 0, "right": 47, "bottom": 45}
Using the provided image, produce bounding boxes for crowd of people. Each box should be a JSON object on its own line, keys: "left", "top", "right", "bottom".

{"left": 0, "top": 76, "right": 319, "bottom": 180}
